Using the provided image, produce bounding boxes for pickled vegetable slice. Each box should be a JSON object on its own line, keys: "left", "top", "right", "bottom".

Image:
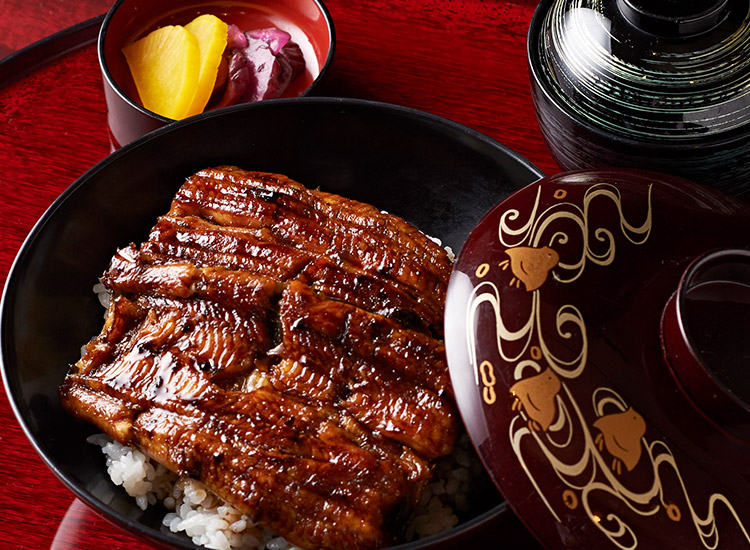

{"left": 122, "top": 25, "right": 200, "bottom": 120}
{"left": 184, "top": 14, "right": 228, "bottom": 116}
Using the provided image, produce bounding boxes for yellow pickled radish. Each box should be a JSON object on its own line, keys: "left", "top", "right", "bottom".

{"left": 184, "top": 14, "right": 228, "bottom": 116}
{"left": 122, "top": 25, "right": 201, "bottom": 120}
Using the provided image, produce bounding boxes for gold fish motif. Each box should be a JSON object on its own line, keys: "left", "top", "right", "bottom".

{"left": 510, "top": 367, "right": 562, "bottom": 432}
{"left": 499, "top": 246, "right": 560, "bottom": 291}
{"left": 593, "top": 407, "right": 647, "bottom": 475}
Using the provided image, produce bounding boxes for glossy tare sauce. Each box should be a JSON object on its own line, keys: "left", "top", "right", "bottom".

{"left": 59, "top": 166, "right": 458, "bottom": 550}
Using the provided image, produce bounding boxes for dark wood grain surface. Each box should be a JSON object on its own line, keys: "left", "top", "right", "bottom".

{"left": 0, "top": 1, "right": 558, "bottom": 548}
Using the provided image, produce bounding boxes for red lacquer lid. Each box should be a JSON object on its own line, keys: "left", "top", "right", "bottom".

{"left": 445, "top": 169, "right": 750, "bottom": 548}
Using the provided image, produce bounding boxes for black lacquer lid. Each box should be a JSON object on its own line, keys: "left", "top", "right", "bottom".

{"left": 618, "top": 0, "right": 730, "bottom": 36}
{"left": 528, "top": 0, "right": 750, "bottom": 142}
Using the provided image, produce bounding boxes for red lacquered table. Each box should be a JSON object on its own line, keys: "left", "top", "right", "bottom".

{"left": 0, "top": 0, "right": 559, "bottom": 548}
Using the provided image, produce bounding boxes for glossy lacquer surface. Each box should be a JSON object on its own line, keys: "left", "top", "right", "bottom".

{"left": 528, "top": 0, "right": 750, "bottom": 195}
{"left": 446, "top": 169, "right": 750, "bottom": 549}
{"left": 0, "top": 1, "right": 556, "bottom": 549}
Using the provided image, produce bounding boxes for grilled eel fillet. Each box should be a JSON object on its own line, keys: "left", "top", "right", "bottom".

{"left": 59, "top": 166, "right": 458, "bottom": 550}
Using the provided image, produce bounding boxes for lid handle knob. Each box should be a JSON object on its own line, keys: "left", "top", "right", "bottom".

{"left": 662, "top": 249, "right": 750, "bottom": 439}
{"left": 617, "top": 0, "right": 730, "bottom": 36}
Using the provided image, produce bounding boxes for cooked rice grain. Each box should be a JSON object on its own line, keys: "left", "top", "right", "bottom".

{"left": 89, "top": 432, "right": 479, "bottom": 550}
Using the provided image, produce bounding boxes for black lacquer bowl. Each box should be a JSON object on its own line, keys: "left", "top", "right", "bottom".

{"left": 528, "top": 0, "right": 750, "bottom": 196}
{"left": 0, "top": 98, "right": 543, "bottom": 550}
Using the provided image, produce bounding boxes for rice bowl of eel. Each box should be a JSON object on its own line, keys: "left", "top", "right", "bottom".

{"left": 0, "top": 97, "right": 543, "bottom": 549}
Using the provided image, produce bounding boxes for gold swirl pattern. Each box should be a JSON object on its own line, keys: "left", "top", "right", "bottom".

{"left": 497, "top": 183, "right": 652, "bottom": 283}
{"left": 466, "top": 182, "right": 750, "bottom": 548}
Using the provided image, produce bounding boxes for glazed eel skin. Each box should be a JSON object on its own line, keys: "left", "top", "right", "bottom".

{"left": 59, "top": 166, "right": 458, "bottom": 550}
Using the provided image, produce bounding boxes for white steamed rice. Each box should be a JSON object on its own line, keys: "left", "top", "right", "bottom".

{"left": 88, "top": 431, "right": 481, "bottom": 550}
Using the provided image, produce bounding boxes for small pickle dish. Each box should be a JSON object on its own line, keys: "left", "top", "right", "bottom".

{"left": 99, "top": 0, "right": 335, "bottom": 147}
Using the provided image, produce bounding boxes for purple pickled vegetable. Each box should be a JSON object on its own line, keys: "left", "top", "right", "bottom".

{"left": 207, "top": 25, "right": 306, "bottom": 111}
{"left": 276, "top": 42, "right": 305, "bottom": 97}
{"left": 239, "top": 35, "right": 281, "bottom": 102}
{"left": 279, "top": 42, "right": 305, "bottom": 80}
{"left": 276, "top": 54, "right": 295, "bottom": 98}
{"left": 226, "top": 24, "right": 248, "bottom": 50}
{"left": 212, "top": 51, "right": 250, "bottom": 109}
{"left": 245, "top": 28, "right": 291, "bottom": 55}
